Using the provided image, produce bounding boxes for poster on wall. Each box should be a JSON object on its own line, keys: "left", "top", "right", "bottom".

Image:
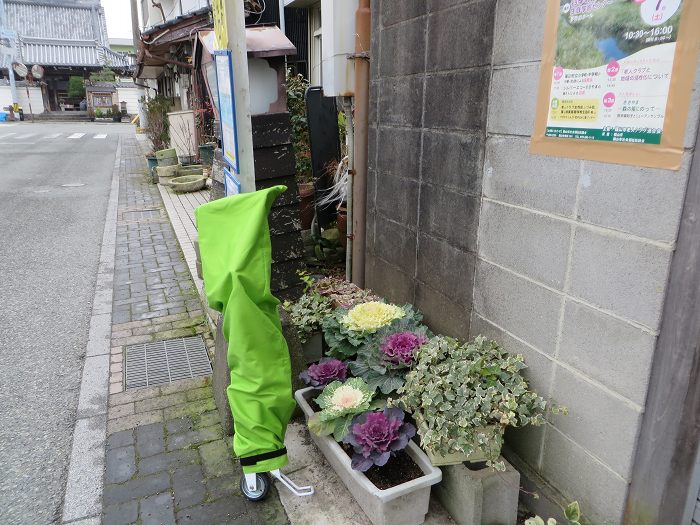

{"left": 531, "top": 0, "right": 700, "bottom": 170}
{"left": 214, "top": 50, "right": 239, "bottom": 174}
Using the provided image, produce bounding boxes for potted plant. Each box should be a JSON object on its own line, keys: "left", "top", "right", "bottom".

{"left": 395, "top": 335, "right": 550, "bottom": 469}
{"left": 322, "top": 301, "right": 422, "bottom": 359}
{"left": 111, "top": 103, "right": 121, "bottom": 122}
{"left": 296, "top": 381, "right": 442, "bottom": 525}
{"left": 283, "top": 290, "right": 333, "bottom": 363}
{"left": 311, "top": 276, "right": 380, "bottom": 309}
{"left": 142, "top": 95, "right": 171, "bottom": 161}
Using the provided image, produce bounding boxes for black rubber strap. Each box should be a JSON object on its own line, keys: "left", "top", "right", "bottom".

{"left": 239, "top": 447, "right": 287, "bottom": 467}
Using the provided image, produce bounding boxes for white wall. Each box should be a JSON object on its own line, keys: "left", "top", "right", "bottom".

{"left": 0, "top": 85, "right": 45, "bottom": 114}
{"left": 116, "top": 86, "right": 141, "bottom": 115}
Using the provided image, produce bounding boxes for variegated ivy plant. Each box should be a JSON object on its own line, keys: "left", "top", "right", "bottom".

{"left": 395, "top": 335, "right": 554, "bottom": 470}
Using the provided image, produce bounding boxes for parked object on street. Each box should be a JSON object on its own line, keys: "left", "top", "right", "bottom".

{"left": 169, "top": 175, "right": 207, "bottom": 193}
{"left": 195, "top": 186, "right": 313, "bottom": 502}
{"left": 296, "top": 387, "right": 441, "bottom": 525}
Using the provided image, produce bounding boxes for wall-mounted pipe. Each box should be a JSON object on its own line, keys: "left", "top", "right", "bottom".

{"left": 343, "top": 96, "right": 355, "bottom": 282}
{"left": 351, "top": 0, "right": 370, "bottom": 287}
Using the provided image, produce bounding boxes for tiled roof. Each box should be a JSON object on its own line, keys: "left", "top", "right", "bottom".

{"left": 2, "top": 0, "right": 132, "bottom": 70}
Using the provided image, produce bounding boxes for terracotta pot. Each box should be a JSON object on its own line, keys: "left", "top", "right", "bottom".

{"left": 336, "top": 204, "right": 348, "bottom": 240}
{"left": 298, "top": 182, "right": 315, "bottom": 230}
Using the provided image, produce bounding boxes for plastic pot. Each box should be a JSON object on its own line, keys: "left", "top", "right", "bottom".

{"left": 295, "top": 387, "right": 442, "bottom": 525}
{"left": 199, "top": 143, "right": 215, "bottom": 166}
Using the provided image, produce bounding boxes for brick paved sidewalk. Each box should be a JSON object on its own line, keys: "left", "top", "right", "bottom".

{"left": 101, "top": 136, "right": 288, "bottom": 525}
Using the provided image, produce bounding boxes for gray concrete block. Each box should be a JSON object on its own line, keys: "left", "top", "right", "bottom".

{"left": 559, "top": 300, "right": 655, "bottom": 405}
{"left": 376, "top": 172, "right": 419, "bottom": 226}
{"left": 76, "top": 354, "right": 110, "bottom": 418}
{"left": 473, "top": 260, "right": 562, "bottom": 355}
{"left": 414, "top": 283, "right": 470, "bottom": 339}
{"left": 380, "top": 17, "right": 426, "bottom": 77}
{"left": 504, "top": 424, "right": 545, "bottom": 472}
{"left": 469, "top": 312, "right": 554, "bottom": 399}
{"left": 419, "top": 184, "right": 480, "bottom": 252}
{"left": 568, "top": 228, "right": 672, "bottom": 328}
{"left": 483, "top": 136, "right": 580, "bottom": 217}
{"left": 381, "top": 1, "right": 426, "bottom": 26}
{"left": 541, "top": 427, "right": 627, "bottom": 525}
{"left": 374, "top": 215, "right": 417, "bottom": 272}
{"left": 434, "top": 456, "right": 519, "bottom": 525}
{"left": 422, "top": 130, "right": 483, "bottom": 196}
{"left": 376, "top": 126, "right": 423, "bottom": 180}
{"left": 578, "top": 156, "right": 690, "bottom": 243}
{"left": 424, "top": 68, "right": 490, "bottom": 131}
{"left": 416, "top": 234, "right": 476, "bottom": 307}
{"left": 427, "top": 0, "right": 495, "bottom": 71}
{"left": 478, "top": 200, "right": 572, "bottom": 289}
{"left": 493, "top": 0, "right": 547, "bottom": 65}
{"left": 139, "top": 491, "right": 175, "bottom": 525}
{"left": 365, "top": 254, "right": 416, "bottom": 306}
{"left": 550, "top": 365, "right": 642, "bottom": 478}
{"left": 105, "top": 445, "right": 137, "bottom": 484}
{"left": 379, "top": 76, "right": 424, "bottom": 127}
{"left": 428, "top": 0, "right": 471, "bottom": 12}
{"left": 487, "top": 64, "right": 540, "bottom": 136}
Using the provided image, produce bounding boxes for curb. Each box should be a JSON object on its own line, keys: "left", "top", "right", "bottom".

{"left": 61, "top": 135, "right": 121, "bottom": 524}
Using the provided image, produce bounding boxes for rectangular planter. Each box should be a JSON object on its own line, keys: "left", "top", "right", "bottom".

{"left": 424, "top": 426, "right": 503, "bottom": 466}
{"left": 295, "top": 387, "right": 442, "bottom": 525}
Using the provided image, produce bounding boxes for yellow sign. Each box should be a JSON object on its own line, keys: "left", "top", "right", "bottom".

{"left": 549, "top": 99, "right": 599, "bottom": 122}
{"left": 211, "top": 0, "right": 228, "bottom": 50}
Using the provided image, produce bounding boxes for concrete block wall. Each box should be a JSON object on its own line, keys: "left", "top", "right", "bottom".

{"left": 472, "top": 1, "right": 700, "bottom": 522}
{"left": 366, "top": 0, "right": 495, "bottom": 338}
{"left": 366, "top": 0, "right": 700, "bottom": 523}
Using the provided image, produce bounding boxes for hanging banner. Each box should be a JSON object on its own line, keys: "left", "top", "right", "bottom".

{"left": 531, "top": 0, "right": 700, "bottom": 170}
{"left": 214, "top": 50, "right": 239, "bottom": 174}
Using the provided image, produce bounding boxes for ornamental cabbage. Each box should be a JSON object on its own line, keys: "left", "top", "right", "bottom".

{"left": 309, "top": 378, "right": 376, "bottom": 440}
{"left": 300, "top": 358, "right": 348, "bottom": 389}
{"left": 341, "top": 302, "right": 405, "bottom": 333}
{"left": 380, "top": 331, "right": 428, "bottom": 365}
{"left": 342, "top": 407, "right": 416, "bottom": 472}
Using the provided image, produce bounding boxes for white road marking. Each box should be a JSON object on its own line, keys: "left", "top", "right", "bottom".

{"left": 42, "top": 133, "right": 62, "bottom": 139}
{"left": 0, "top": 142, "right": 34, "bottom": 145}
{"left": 68, "top": 133, "right": 85, "bottom": 139}
{"left": 14, "top": 133, "right": 35, "bottom": 139}
{"left": 93, "top": 134, "right": 107, "bottom": 139}
{"left": 0, "top": 132, "right": 16, "bottom": 139}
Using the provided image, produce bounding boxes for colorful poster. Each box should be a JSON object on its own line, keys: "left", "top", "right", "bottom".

{"left": 531, "top": 0, "right": 700, "bottom": 170}
{"left": 215, "top": 51, "right": 239, "bottom": 174}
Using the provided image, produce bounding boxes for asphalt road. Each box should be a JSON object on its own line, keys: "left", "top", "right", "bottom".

{"left": 0, "top": 121, "right": 134, "bottom": 525}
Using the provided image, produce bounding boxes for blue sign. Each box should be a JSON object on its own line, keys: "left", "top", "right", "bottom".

{"left": 224, "top": 167, "right": 241, "bottom": 197}
{"left": 214, "top": 50, "right": 239, "bottom": 173}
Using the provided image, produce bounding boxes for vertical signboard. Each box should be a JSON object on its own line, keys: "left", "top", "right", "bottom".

{"left": 531, "top": 0, "right": 700, "bottom": 170}
{"left": 224, "top": 167, "right": 241, "bottom": 197}
{"left": 214, "top": 50, "right": 239, "bottom": 174}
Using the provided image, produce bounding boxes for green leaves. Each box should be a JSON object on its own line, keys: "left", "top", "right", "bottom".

{"left": 283, "top": 292, "right": 332, "bottom": 344}
{"left": 564, "top": 501, "right": 581, "bottom": 525}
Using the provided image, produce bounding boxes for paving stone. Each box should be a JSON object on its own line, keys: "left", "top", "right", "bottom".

{"left": 160, "top": 377, "right": 210, "bottom": 395}
{"left": 175, "top": 496, "right": 247, "bottom": 524}
{"left": 110, "top": 386, "right": 161, "bottom": 407}
{"left": 139, "top": 449, "right": 200, "bottom": 476}
{"left": 186, "top": 386, "right": 214, "bottom": 402}
{"left": 103, "top": 500, "right": 138, "bottom": 525}
{"left": 105, "top": 445, "right": 136, "bottom": 484}
{"left": 163, "top": 398, "right": 216, "bottom": 420}
{"left": 135, "top": 392, "right": 188, "bottom": 413}
{"left": 205, "top": 474, "right": 239, "bottom": 501}
{"left": 108, "top": 409, "right": 163, "bottom": 434}
{"left": 135, "top": 423, "right": 166, "bottom": 458}
{"left": 194, "top": 411, "right": 221, "bottom": 430}
{"left": 199, "top": 440, "right": 234, "bottom": 478}
{"left": 103, "top": 472, "right": 170, "bottom": 505}
{"left": 172, "top": 316, "right": 205, "bottom": 329}
{"left": 140, "top": 491, "right": 176, "bottom": 525}
{"left": 109, "top": 402, "right": 134, "bottom": 420}
{"left": 172, "top": 464, "right": 207, "bottom": 509}
{"left": 166, "top": 417, "right": 195, "bottom": 435}
{"left": 106, "top": 429, "right": 134, "bottom": 449}
{"left": 167, "top": 426, "right": 223, "bottom": 451}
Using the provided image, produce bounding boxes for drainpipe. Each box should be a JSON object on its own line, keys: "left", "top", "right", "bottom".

{"left": 351, "top": 0, "right": 370, "bottom": 287}
{"left": 343, "top": 97, "right": 354, "bottom": 282}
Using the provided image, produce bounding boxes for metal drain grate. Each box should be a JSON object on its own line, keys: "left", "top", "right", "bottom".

{"left": 125, "top": 336, "right": 212, "bottom": 389}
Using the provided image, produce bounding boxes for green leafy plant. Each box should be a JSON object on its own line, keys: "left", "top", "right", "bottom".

{"left": 142, "top": 95, "right": 171, "bottom": 152}
{"left": 311, "top": 276, "right": 380, "bottom": 309}
{"left": 526, "top": 501, "right": 582, "bottom": 525}
{"left": 283, "top": 291, "right": 333, "bottom": 344}
{"left": 395, "top": 335, "right": 552, "bottom": 470}
{"left": 286, "top": 69, "right": 312, "bottom": 184}
{"left": 308, "top": 378, "right": 376, "bottom": 440}
{"left": 348, "top": 320, "right": 430, "bottom": 395}
{"left": 67, "top": 76, "right": 85, "bottom": 98}
{"left": 89, "top": 67, "right": 116, "bottom": 82}
{"left": 322, "top": 302, "right": 422, "bottom": 359}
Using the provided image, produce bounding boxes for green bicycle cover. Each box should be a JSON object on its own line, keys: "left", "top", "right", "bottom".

{"left": 195, "top": 185, "right": 295, "bottom": 474}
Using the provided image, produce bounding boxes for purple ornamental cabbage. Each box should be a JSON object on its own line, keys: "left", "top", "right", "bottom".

{"left": 380, "top": 331, "right": 428, "bottom": 365}
{"left": 343, "top": 407, "right": 416, "bottom": 472}
{"left": 300, "top": 358, "right": 348, "bottom": 388}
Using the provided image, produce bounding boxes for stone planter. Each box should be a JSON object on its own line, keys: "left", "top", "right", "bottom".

{"left": 170, "top": 175, "right": 207, "bottom": 193}
{"left": 423, "top": 426, "right": 503, "bottom": 466}
{"left": 177, "top": 164, "right": 204, "bottom": 177}
{"left": 156, "top": 164, "right": 182, "bottom": 186}
{"left": 295, "top": 387, "right": 442, "bottom": 525}
{"left": 301, "top": 332, "right": 323, "bottom": 364}
{"left": 156, "top": 148, "right": 178, "bottom": 167}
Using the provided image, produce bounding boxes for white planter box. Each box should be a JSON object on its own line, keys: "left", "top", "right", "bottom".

{"left": 295, "top": 387, "right": 442, "bottom": 525}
